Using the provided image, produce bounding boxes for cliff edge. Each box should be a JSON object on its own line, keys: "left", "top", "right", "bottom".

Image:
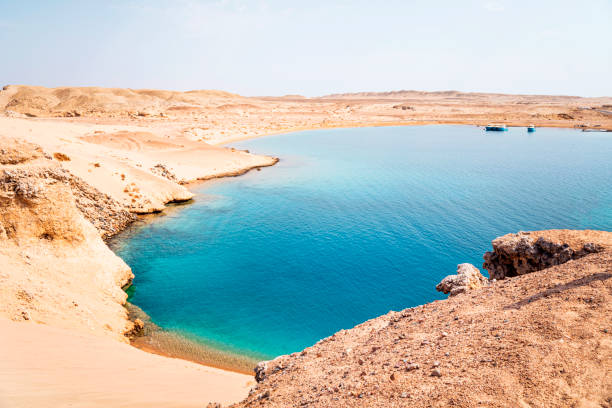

{"left": 0, "top": 138, "right": 135, "bottom": 340}
{"left": 234, "top": 230, "right": 611, "bottom": 408}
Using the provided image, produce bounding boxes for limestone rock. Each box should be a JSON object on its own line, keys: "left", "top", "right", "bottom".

{"left": 150, "top": 163, "right": 178, "bottom": 182}
{"left": 0, "top": 137, "right": 134, "bottom": 341}
{"left": 255, "top": 361, "right": 269, "bottom": 383}
{"left": 482, "top": 231, "right": 605, "bottom": 280}
{"left": 436, "top": 263, "right": 487, "bottom": 296}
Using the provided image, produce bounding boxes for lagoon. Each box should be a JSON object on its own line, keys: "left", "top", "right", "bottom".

{"left": 112, "top": 125, "right": 611, "bottom": 367}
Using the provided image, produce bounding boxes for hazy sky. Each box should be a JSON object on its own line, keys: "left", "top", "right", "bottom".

{"left": 1, "top": 0, "right": 611, "bottom": 96}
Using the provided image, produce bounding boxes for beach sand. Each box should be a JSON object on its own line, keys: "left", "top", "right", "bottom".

{"left": 0, "top": 318, "right": 254, "bottom": 408}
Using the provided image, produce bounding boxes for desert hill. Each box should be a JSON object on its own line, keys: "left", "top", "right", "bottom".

{"left": 233, "top": 230, "right": 612, "bottom": 408}
{"left": 2, "top": 85, "right": 611, "bottom": 135}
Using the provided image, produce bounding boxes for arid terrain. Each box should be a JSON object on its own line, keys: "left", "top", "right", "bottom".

{"left": 235, "top": 230, "right": 612, "bottom": 408}
{"left": 2, "top": 86, "right": 612, "bottom": 146}
{"left": 0, "top": 85, "right": 610, "bottom": 407}
{"left": 0, "top": 138, "right": 254, "bottom": 407}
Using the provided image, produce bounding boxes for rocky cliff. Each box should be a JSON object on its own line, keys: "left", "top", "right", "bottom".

{"left": 0, "top": 138, "right": 136, "bottom": 340}
{"left": 483, "top": 230, "right": 607, "bottom": 280}
{"left": 233, "top": 230, "right": 612, "bottom": 408}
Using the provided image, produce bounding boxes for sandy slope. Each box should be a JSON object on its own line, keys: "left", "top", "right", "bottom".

{"left": 0, "top": 135, "right": 254, "bottom": 407}
{"left": 0, "top": 318, "right": 253, "bottom": 408}
{"left": 0, "top": 117, "right": 277, "bottom": 213}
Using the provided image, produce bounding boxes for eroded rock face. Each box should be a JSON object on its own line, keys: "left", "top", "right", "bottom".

{"left": 482, "top": 231, "right": 604, "bottom": 280}
{"left": 1, "top": 166, "right": 135, "bottom": 239}
{"left": 0, "top": 138, "right": 135, "bottom": 239}
{"left": 0, "top": 138, "right": 134, "bottom": 340}
{"left": 436, "top": 263, "right": 487, "bottom": 296}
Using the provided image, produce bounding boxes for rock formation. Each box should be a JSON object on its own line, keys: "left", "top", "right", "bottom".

{"left": 435, "top": 263, "right": 487, "bottom": 296}
{"left": 0, "top": 137, "right": 135, "bottom": 340}
{"left": 483, "top": 230, "right": 607, "bottom": 280}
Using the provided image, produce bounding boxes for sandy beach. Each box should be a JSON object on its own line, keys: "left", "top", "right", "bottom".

{"left": 0, "top": 318, "right": 253, "bottom": 408}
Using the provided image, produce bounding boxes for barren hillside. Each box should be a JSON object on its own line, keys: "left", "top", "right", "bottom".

{"left": 233, "top": 230, "right": 612, "bottom": 408}
{"left": 2, "top": 86, "right": 611, "bottom": 142}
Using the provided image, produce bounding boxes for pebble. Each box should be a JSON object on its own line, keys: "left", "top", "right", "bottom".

{"left": 432, "top": 361, "right": 440, "bottom": 367}
{"left": 400, "top": 392, "right": 409, "bottom": 398}
{"left": 431, "top": 368, "right": 442, "bottom": 377}
{"left": 406, "top": 363, "right": 420, "bottom": 371}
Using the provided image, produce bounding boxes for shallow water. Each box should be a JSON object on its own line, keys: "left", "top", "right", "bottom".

{"left": 111, "top": 125, "right": 611, "bottom": 366}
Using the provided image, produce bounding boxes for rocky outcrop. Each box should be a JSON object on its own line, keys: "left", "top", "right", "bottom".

{"left": 254, "top": 361, "right": 269, "bottom": 383}
{"left": 435, "top": 263, "right": 487, "bottom": 296}
{"left": 1, "top": 139, "right": 135, "bottom": 239}
{"left": 150, "top": 163, "right": 178, "bottom": 182}
{"left": 0, "top": 138, "right": 134, "bottom": 340}
{"left": 64, "top": 172, "right": 136, "bottom": 239}
{"left": 233, "top": 230, "right": 612, "bottom": 408}
{"left": 483, "top": 230, "right": 607, "bottom": 280}
{"left": 2, "top": 166, "right": 135, "bottom": 239}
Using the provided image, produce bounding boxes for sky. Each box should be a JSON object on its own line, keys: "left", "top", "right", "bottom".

{"left": 1, "top": 0, "right": 611, "bottom": 97}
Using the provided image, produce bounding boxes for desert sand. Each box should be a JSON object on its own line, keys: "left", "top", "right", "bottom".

{"left": 0, "top": 318, "right": 253, "bottom": 408}
{"left": 1, "top": 86, "right": 610, "bottom": 407}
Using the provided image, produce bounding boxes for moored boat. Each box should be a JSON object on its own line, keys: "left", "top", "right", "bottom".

{"left": 485, "top": 124, "right": 508, "bottom": 131}
{"left": 527, "top": 124, "right": 536, "bottom": 132}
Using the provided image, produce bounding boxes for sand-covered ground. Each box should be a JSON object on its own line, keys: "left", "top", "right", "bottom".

{"left": 0, "top": 318, "right": 253, "bottom": 408}
{"left": 2, "top": 85, "right": 611, "bottom": 146}
{"left": 0, "top": 86, "right": 610, "bottom": 407}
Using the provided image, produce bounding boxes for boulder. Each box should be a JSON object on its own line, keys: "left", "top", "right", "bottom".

{"left": 482, "top": 231, "right": 604, "bottom": 280}
{"left": 436, "top": 263, "right": 487, "bottom": 296}
{"left": 254, "top": 361, "right": 268, "bottom": 383}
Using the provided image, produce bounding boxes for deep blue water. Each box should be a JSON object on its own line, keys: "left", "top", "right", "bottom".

{"left": 112, "top": 125, "right": 611, "bottom": 361}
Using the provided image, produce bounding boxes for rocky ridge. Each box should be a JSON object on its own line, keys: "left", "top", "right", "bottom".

{"left": 234, "top": 230, "right": 612, "bottom": 408}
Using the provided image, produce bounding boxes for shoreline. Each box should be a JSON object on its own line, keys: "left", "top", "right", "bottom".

{"left": 107, "top": 157, "right": 282, "bottom": 375}
{"left": 211, "top": 120, "right": 610, "bottom": 146}
{"left": 124, "top": 302, "right": 260, "bottom": 375}
{"left": 110, "top": 122, "right": 606, "bottom": 377}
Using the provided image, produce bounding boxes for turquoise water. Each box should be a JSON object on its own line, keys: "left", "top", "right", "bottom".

{"left": 112, "top": 125, "right": 611, "bottom": 362}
